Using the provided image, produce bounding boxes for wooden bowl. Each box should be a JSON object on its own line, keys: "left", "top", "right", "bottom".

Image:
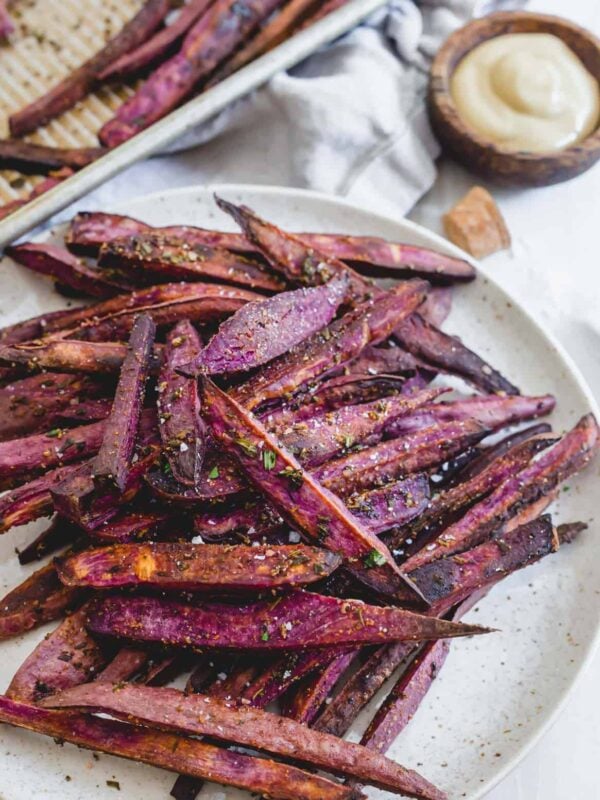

{"left": 428, "top": 12, "right": 600, "bottom": 186}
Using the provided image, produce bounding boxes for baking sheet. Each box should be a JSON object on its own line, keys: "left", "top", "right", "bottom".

{"left": 0, "top": 0, "right": 387, "bottom": 246}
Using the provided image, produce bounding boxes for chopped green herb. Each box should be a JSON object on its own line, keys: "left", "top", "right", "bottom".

{"left": 363, "top": 549, "right": 387, "bottom": 569}
{"left": 208, "top": 465, "right": 220, "bottom": 480}
{"left": 278, "top": 465, "right": 304, "bottom": 490}
{"left": 46, "top": 428, "right": 63, "bottom": 439}
{"left": 261, "top": 630, "right": 270, "bottom": 642}
{"left": 262, "top": 449, "right": 276, "bottom": 470}
{"left": 234, "top": 435, "right": 258, "bottom": 457}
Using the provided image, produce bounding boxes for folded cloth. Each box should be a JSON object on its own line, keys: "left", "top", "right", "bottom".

{"left": 52, "top": 0, "right": 515, "bottom": 226}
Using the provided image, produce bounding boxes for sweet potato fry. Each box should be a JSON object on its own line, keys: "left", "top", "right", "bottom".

{"left": 457, "top": 422, "right": 553, "bottom": 483}
{"left": 98, "top": 233, "right": 283, "bottom": 292}
{"left": 0, "top": 373, "right": 107, "bottom": 440}
{"left": 0, "top": 419, "right": 106, "bottom": 489}
{"left": 389, "top": 433, "right": 556, "bottom": 554}
{"left": 241, "top": 647, "right": 351, "bottom": 707}
{"left": 314, "top": 418, "right": 488, "bottom": 496}
{"left": 0, "top": 0, "right": 14, "bottom": 38}
{"left": 66, "top": 212, "right": 153, "bottom": 253}
{"left": 158, "top": 321, "right": 206, "bottom": 486}
{"left": 9, "top": 0, "right": 171, "bottom": 136}
{"left": 216, "top": 196, "right": 369, "bottom": 295}
{"left": 0, "top": 339, "right": 162, "bottom": 375}
{"left": 88, "top": 508, "right": 169, "bottom": 542}
{"left": 264, "top": 373, "right": 409, "bottom": 428}
{"left": 283, "top": 649, "right": 358, "bottom": 725}
{"left": 0, "top": 308, "right": 83, "bottom": 346}
{"left": 43, "top": 682, "right": 447, "bottom": 800}
{"left": 410, "top": 516, "right": 558, "bottom": 613}
{"left": 232, "top": 282, "right": 428, "bottom": 411}
{"left": 0, "top": 697, "right": 362, "bottom": 800}
{"left": 347, "top": 474, "right": 430, "bottom": 534}
{"left": 7, "top": 606, "right": 105, "bottom": 701}
{"left": 58, "top": 543, "right": 341, "bottom": 591}
{"left": 360, "top": 637, "right": 450, "bottom": 755}
{"left": 394, "top": 313, "right": 519, "bottom": 395}
{"left": 386, "top": 394, "right": 555, "bottom": 438}
{"left": 419, "top": 286, "right": 453, "bottom": 327}
{"left": 99, "top": 0, "right": 286, "bottom": 147}
{"left": 0, "top": 562, "right": 79, "bottom": 640}
{"left": 314, "top": 640, "right": 416, "bottom": 737}
{"left": 201, "top": 376, "right": 418, "bottom": 599}
{"left": 52, "top": 441, "right": 161, "bottom": 530}
{"left": 0, "top": 169, "right": 74, "bottom": 221}
{"left": 275, "top": 388, "right": 446, "bottom": 467}
{"left": 0, "top": 140, "right": 106, "bottom": 174}
{"left": 190, "top": 276, "right": 348, "bottom": 375}
{"left": 209, "top": 0, "right": 320, "bottom": 84}
{"left": 17, "top": 516, "right": 78, "bottom": 565}
{"left": 6, "top": 242, "right": 132, "bottom": 299}
{"left": 403, "top": 413, "right": 599, "bottom": 570}
{"left": 95, "top": 647, "right": 150, "bottom": 683}
{"left": 0, "top": 461, "right": 82, "bottom": 534}
{"left": 94, "top": 315, "right": 155, "bottom": 491}
{"left": 99, "top": 0, "right": 215, "bottom": 80}
{"left": 85, "top": 590, "right": 490, "bottom": 650}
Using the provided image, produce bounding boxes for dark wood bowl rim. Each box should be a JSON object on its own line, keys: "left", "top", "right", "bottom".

{"left": 429, "top": 11, "right": 600, "bottom": 164}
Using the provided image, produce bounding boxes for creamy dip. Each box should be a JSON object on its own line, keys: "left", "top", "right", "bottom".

{"left": 450, "top": 33, "right": 600, "bottom": 153}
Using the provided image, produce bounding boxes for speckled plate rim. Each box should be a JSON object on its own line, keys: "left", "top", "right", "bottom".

{"left": 5, "top": 182, "right": 600, "bottom": 800}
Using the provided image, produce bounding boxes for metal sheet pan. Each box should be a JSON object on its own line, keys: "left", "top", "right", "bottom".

{"left": 0, "top": 0, "right": 387, "bottom": 247}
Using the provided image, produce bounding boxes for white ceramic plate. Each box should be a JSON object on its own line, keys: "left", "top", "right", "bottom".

{"left": 0, "top": 185, "right": 598, "bottom": 800}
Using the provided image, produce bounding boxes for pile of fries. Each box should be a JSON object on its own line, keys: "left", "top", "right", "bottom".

{"left": 0, "top": 197, "right": 597, "bottom": 800}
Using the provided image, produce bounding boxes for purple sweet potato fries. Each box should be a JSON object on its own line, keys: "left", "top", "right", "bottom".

{"left": 0, "top": 196, "right": 597, "bottom": 800}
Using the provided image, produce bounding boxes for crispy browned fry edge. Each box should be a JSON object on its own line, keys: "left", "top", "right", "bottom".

{"left": 0, "top": 696, "right": 360, "bottom": 800}
{"left": 17, "top": 516, "right": 78, "bottom": 565}
{"left": 9, "top": 0, "right": 171, "bottom": 136}
{"left": 0, "top": 562, "right": 80, "bottom": 641}
{"left": 0, "top": 169, "right": 74, "bottom": 221}
{"left": 43, "top": 682, "right": 447, "bottom": 800}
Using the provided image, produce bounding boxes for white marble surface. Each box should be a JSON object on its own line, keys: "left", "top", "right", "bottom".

{"left": 35, "top": 1, "right": 599, "bottom": 797}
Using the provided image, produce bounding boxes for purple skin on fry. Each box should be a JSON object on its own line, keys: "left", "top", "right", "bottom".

{"left": 6, "top": 606, "right": 105, "bottom": 701}
{"left": 201, "top": 376, "right": 419, "bottom": 600}
{"left": 0, "top": 461, "right": 82, "bottom": 533}
{"left": 283, "top": 649, "right": 359, "bottom": 725}
{"left": 85, "top": 590, "right": 490, "bottom": 650}
{"left": 0, "top": 562, "right": 79, "bottom": 640}
{"left": 394, "top": 313, "right": 519, "bottom": 395}
{"left": 9, "top": 0, "right": 171, "bottom": 136}
{"left": 57, "top": 543, "right": 342, "bottom": 591}
{"left": 232, "top": 282, "right": 429, "bottom": 411}
{"left": 41, "top": 682, "right": 447, "bottom": 800}
{"left": 85, "top": 508, "right": 169, "bottom": 542}
{"left": 457, "top": 422, "right": 553, "bottom": 482}
{"left": 99, "top": 0, "right": 216, "bottom": 80}
{"left": 190, "top": 276, "right": 349, "bottom": 375}
{"left": 274, "top": 387, "right": 447, "bottom": 467}
{"left": 385, "top": 394, "right": 555, "bottom": 438}
{"left": 390, "top": 433, "right": 557, "bottom": 555}
{"left": 0, "top": 696, "right": 358, "bottom": 800}
{"left": 0, "top": 419, "right": 107, "bottom": 489}
{"left": 6, "top": 242, "right": 133, "bottom": 299}
{"left": 404, "top": 413, "right": 599, "bottom": 571}
{"left": 158, "top": 321, "right": 206, "bottom": 487}
{"left": 313, "top": 418, "right": 489, "bottom": 496}
{"left": 97, "top": 234, "right": 283, "bottom": 292}
{"left": 99, "top": 0, "right": 285, "bottom": 147}
{"left": 314, "top": 515, "right": 558, "bottom": 738}
{"left": 17, "top": 516, "right": 79, "bottom": 565}
{"left": 93, "top": 314, "right": 156, "bottom": 491}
